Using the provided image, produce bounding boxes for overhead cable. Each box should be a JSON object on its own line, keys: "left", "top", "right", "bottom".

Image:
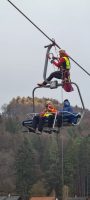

{"left": 7, "top": 0, "right": 90, "bottom": 76}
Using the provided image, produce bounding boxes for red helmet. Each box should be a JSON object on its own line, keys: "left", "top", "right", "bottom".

{"left": 59, "top": 49, "right": 66, "bottom": 54}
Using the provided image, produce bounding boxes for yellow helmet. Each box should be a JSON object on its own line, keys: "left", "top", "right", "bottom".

{"left": 46, "top": 100, "right": 51, "bottom": 104}
{"left": 45, "top": 100, "right": 53, "bottom": 107}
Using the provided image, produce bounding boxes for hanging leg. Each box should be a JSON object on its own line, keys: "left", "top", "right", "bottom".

{"left": 37, "top": 71, "right": 62, "bottom": 86}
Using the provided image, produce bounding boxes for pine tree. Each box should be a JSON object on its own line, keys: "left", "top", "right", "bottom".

{"left": 15, "top": 137, "right": 37, "bottom": 195}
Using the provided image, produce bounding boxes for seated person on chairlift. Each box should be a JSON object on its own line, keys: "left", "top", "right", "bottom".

{"left": 57, "top": 99, "right": 81, "bottom": 127}
{"left": 22, "top": 100, "right": 81, "bottom": 133}
{"left": 29, "top": 101, "right": 57, "bottom": 134}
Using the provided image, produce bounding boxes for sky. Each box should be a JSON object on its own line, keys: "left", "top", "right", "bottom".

{"left": 0, "top": 0, "right": 90, "bottom": 112}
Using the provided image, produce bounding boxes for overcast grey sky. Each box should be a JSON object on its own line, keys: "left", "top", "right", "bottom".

{"left": 0, "top": 0, "right": 90, "bottom": 111}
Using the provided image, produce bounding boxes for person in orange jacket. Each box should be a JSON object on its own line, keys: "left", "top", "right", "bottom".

{"left": 40, "top": 100, "right": 57, "bottom": 117}
{"left": 29, "top": 101, "right": 57, "bottom": 134}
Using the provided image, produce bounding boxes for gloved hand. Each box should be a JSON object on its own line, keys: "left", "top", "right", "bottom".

{"left": 47, "top": 54, "right": 51, "bottom": 59}
{"left": 52, "top": 56, "right": 57, "bottom": 60}
{"left": 50, "top": 59, "right": 54, "bottom": 64}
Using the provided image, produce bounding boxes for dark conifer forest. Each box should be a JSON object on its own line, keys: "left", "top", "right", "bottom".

{"left": 0, "top": 97, "right": 90, "bottom": 198}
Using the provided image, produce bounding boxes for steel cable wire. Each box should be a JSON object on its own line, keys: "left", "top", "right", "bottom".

{"left": 7, "top": 0, "right": 90, "bottom": 76}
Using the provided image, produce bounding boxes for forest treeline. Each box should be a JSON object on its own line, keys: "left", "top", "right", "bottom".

{"left": 0, "top": 96, "right": 90, "bottom": 198}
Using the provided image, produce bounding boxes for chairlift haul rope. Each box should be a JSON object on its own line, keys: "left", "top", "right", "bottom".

{"left": 7, "top": 0, "right": 90, "bottom": 76}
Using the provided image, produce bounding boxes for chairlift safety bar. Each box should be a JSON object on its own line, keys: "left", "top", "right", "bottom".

{"left": 32, "top": 82, "right": 85, "bottom": 123}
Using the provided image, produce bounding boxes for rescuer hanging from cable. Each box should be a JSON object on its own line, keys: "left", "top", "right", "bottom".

{"left": 37, "top": 49, "right": 74, "bottom": 92}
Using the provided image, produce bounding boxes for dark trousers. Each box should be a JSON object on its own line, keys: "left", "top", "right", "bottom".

{"left": 56, "top": 115, "right": 63, "bottom": 127}
{"left": 32, "top": 115, "right": 55, "bottom": 131}
{"left": 32, "top": 115, "right": 40, "bottom": 130}
{"left": 56, "top": 113, "right": 74, "bottom": 127}
{"left": 43, "top": 71, "right": 62, "bottom": 85}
